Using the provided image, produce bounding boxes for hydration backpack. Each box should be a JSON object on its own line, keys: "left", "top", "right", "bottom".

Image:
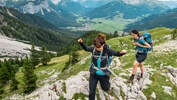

{"left": 139, "top": 32, "right": 153, "bottom": 51}
{"left": 90, "top": 45, "right": 113, "bottom": 76}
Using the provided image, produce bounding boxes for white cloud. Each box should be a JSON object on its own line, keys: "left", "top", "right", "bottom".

{"left": 158, "top": 0, "right": 177, "bottom": 1}
{"left": 72, "top": 0, "right": 103, "bottom": 2}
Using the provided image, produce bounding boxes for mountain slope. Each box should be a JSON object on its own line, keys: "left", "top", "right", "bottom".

{"left": 0, "top": 34, "right": 39, "bottom": 59}
{"left": 2, "top": 27, "right": 177, "bottom": 99}
{"left": 0, "top": 6, "right": 57, "bottom": 30}
{"left": 124, "top": 8, "right": 177, "bottom": 31}
{"left": 72, "top": 0, "right": 115, "bottom": 8}
{"left": 0, "top": 0, "right": 85, "bottom": 27}
{"left": 0, "top": 7, "right": 69, "bottom": 51}
{"left": 87, "top": 0, "right": 168, "bottom": 19}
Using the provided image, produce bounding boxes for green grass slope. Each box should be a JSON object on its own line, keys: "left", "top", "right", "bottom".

{"left": 3, "top": 27, "right": 177, "bottom": 99}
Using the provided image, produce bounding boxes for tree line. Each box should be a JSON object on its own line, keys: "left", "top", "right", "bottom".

{"left": 57, "top": 30, "right": 122, "bottom": 56}
{"left": 0, "top": 44, "right": 52, "bottom": 98}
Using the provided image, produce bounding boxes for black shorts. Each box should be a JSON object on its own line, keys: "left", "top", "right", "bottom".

{"left": 136, "top": 52, "right": 147, "bottom": 63}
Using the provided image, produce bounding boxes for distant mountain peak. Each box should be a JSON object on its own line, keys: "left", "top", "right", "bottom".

{"left": 22, "top": 0, "right": 52, "bottom": 15}
{"left": 122, "top": 0, "right": 160, "bottom": 5}
{"left": 50, "top": 0, "right": 61, "bottom": 5}
{"left": 0, "top": 0, "right": 6, "bottom": 6}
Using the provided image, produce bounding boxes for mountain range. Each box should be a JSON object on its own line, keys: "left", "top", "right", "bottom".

{"left": 87, "top": 0, "right": 168, "bottom": 19}
{"left": 1, "top": 0, "right": 177, "bottom": 49}
{"left": 0, "top": 0, "right": 170, "bottom": 30}
{"left": 0, "top": 0, "right": 85, "bottom": 27}
{"left": 124, "top": 8, "right": 177, "bottom": 31}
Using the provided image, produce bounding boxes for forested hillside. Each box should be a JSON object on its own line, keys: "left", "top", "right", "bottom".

{"left": 0, "top": 7, "right": 69, "bottom": 51}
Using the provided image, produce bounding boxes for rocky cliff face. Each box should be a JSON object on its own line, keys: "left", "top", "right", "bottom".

{"left": 0, "top": 12, "right": 33, "bottom": 60}
{"left": 0, "top": 35, "right": 40, "bottom": 60}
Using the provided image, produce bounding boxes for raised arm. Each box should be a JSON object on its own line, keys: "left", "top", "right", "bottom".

{"left": 108, "top": 48, "right": 126, "bottom": 57}
{"left": 78, "top": 38, "right": 94, "bottom": 52}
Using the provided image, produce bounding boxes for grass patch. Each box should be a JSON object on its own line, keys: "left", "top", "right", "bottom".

{"left": 59, "top": 96, "right": 66, "bottom": 100}
{"left": 146, "top": 51, "right": 177, "bottom": 68}
{"left": 58, "top": 54, "right": 91, "bottom": 80}
{"left": 89, "top": 17, "right": 136, "bottom": 33}
{"left": 120, "top": 86, "right": 125, "bottom": 99}
{"left": 72, "top": 93, "right": 88, "bottom": 100}
{"left": 62, "top": 82, "right": 66, "bottom": 93}
{"left": 143, "top": 72, "right": 177, "bottom": 100}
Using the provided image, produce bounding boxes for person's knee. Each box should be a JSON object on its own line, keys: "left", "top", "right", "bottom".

{"left": 103, "top": 87, "right": 110, "bottom": 92}
{"left": 133, "top": 61, "right": 138, "bottom": 68}
{"left": 102, "top": 84, "right": 110, "bottom": 92}
{"left": 139, "top": 63, "right": 144, "bottom": 67}
{"left": 89, "top": 91, "right": 96, "bottom": 95}
{"left": 133, "top": 65, "right": 137, "bottom": 68}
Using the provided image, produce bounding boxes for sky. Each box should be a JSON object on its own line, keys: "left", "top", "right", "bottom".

{"left": 73, "top": 0, "right": 177, "bottom": 1}
{"left": 158, "top": 0, "right": 177, "bottom": 1}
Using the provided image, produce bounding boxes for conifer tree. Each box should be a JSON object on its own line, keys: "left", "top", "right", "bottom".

{"left": 41, "top": 46, "right": 51, "bottom": 66}
{"left": 71, "top": 52, "right": 79, "bottom": 64}
{"left": 22, "top": 57, "right": 37, "bottom": 94}
{"left": 0, "top": 64, "right": 9, "bottom": 85}
{"left": 9, "top": 77, "right": 18, "bottom": 91}
{"left": 113, "top": 31, "right": 119, "bottom": 37}
{"left": 172, "top": 28, "right": 177, "bottom": 40}
{"left": 30, "top": 43, "right": 40, "bottom": 67}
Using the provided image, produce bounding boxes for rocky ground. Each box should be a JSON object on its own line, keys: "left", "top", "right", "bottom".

{"left": 5, "top": 64, "right": 176, "bottom": 100}
{"left": 153, "top": 38, "right": 177, "bottom": 53}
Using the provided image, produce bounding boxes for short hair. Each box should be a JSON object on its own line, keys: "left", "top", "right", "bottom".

{"left": 131, "top": 30, "right": 139, "bottom": 34}
{"left": 98, "top": 33, "right": 106, "bottom": 41}
{"left": 93, "top": 33, "right": 106, "bottom": 48}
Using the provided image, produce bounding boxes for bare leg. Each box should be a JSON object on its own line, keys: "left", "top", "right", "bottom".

{"left": 132, "top": 61, "right": 139, "bottom": 75}
{"left": 128, "top": 61, "right": 139, "bottom": 83}
{"left": 139, "top": 63, "right": 144, "bottom": 74}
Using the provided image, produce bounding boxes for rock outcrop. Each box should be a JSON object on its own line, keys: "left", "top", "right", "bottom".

{"left": 5, "top": 65, "right": 156, "bottom": 100}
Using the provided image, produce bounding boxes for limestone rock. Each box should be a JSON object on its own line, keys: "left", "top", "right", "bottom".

{"left": 151, "top": 92, "right": 156, "bottom": 99}
{"left": 162, "top": 86, "right": 172, "bottom": 96}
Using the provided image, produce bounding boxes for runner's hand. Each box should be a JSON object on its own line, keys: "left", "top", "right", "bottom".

{"left": 121, "top": 50, "right": 127, "bottom": 54}
{"left": 78, "top": 38, "right": 83, "bottom": 43}
{"left": 134, "top": 42, "right": 139, "bottom": 46}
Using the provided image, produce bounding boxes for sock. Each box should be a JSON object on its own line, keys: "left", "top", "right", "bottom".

{"left": 132, "top": 74, "right": 135, "bottom": 78}
{"left": 141, "top": 73, "right": 143, "bottom": 77}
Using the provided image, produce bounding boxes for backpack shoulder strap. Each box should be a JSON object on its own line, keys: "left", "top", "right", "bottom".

{"left": 92, "top": 47, "right": 96, "bottom": 55}
{"left": 139, "top": 32, "right": 143, "bottom": 36}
